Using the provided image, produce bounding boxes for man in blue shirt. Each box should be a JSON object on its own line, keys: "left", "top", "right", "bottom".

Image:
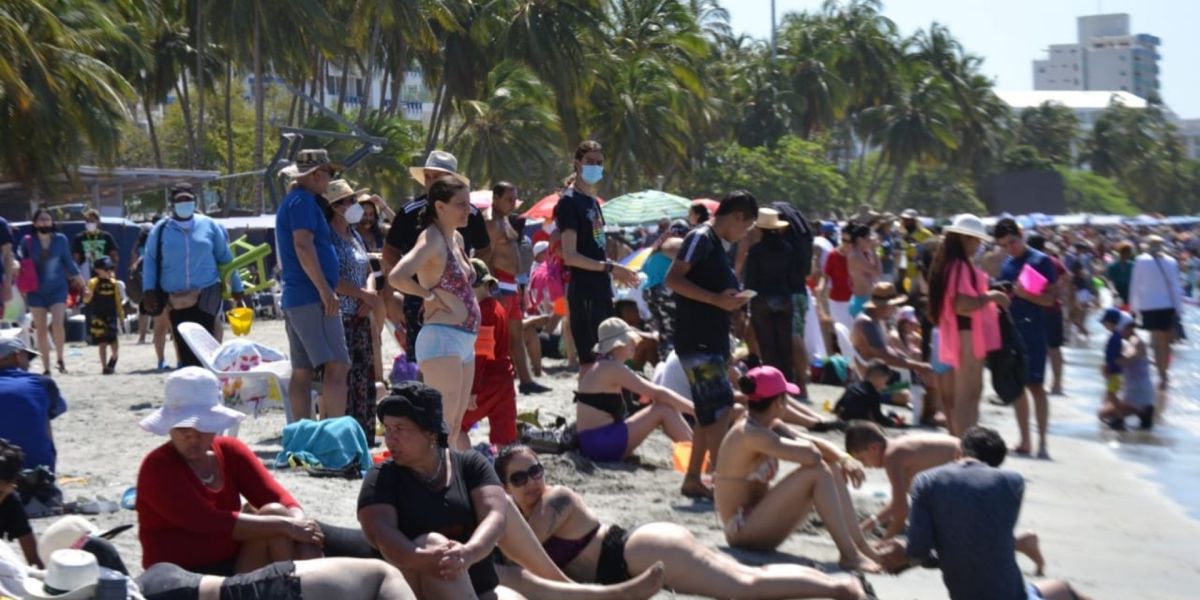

{"left": 0, "top": 335, "right": 65, "bottom": 475}
{"left": 994, "top": 218, "right": 1058, "bottom": 459}
{"left": 277, "top": 149, "right": 350, "bottom": 421}
{"left": 904, "top": 427, "right": 1092, "bottom": 600}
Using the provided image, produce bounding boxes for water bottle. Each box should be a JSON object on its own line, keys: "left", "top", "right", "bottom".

{"left": 94, "top": 570, "right": 128, "bottom": 600}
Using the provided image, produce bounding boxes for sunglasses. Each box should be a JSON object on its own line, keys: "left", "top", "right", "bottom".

{"left": 505, "top": 463, "right": 545, "bottom": 487}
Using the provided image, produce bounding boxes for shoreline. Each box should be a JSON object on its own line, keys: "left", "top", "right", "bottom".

{"left": 24, "top": 319, "right": 1200, "bottom": 599}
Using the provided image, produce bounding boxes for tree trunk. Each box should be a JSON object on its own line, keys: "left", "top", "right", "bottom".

{"left": 884, "top": 162, "right": 908, "bottom": 208}
{"left": 253, "top": 6, "right": 264, "bottom": 210}
{"left": 142, "top": 95, "right": 163, "bottom": 169}
{"left": 224, "top": 61, "right": 235, "bottom": 216}
{"left": 316, "top": 54, "right": 325, "bottom": 120}
{"left": 335, "top": 56, "right": 350, "bottom": 116}
{"left": 378, "top": 68, "right": 390, "bottom": 113}
{"left": 388, "top": 68, "right": 402, "bottom": 117}
{"left": 424, "top": 83, "right": 447, "bottom": 153}
{"left": 864, "top": 155, "right": 888, "bottom": 204}
{"left": 287, "top": 93, "right": 299, "bottom": 126}
{"left": 175, "top": 79, "right": 197, "bottom": 168}
{"left": 195, "top": 0, "right": 205, "bottom": 169}
{"left": 360, "top": 15, "right": 382, "bottom": 123}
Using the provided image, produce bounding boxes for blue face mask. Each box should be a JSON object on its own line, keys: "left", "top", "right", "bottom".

{"left": 581, "top": 164, "right": 604, "bottom": 185}
{"left": 173, "top": 201, "right": 196, "bottom": 220}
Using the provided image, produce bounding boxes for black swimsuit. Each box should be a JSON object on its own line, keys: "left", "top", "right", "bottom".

{"left": 574, "top": 392, "right": 628, "bottom": 421}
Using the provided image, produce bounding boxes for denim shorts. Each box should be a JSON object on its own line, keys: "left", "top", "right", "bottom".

{"left": 25, "top": 287, "right": 68, "bottom": 308}
{"left": 678, "top": 352, "right": 734, "bottom": 426}
{"left": 415, "top": 323, "right": 477, "bottom": 364}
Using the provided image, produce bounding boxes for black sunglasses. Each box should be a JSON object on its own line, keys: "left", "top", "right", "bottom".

{"left": 506, "top": 463, "right": 544, "bottom": 487}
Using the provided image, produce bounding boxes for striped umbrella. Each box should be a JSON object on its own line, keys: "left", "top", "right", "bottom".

{"left": 619, "top": 247, "right": 654, "bottom": 271}
{"left": 601, "top": 190, "right": 692, "bottom": 226}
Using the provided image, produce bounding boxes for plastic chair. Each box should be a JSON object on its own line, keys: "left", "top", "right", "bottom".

{"left": 833, "top": 322, "right": 864, "bottom": 380}
{"left": 176, "top": 322, "right": 294, "bottom": 436}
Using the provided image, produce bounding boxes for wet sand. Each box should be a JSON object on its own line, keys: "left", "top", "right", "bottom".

{"left": 27, "top": 318, "right": 1200, "bottom": 599}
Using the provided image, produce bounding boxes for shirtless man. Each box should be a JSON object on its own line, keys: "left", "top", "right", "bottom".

{"left": 844, "top": 421, "right": 1045, "bottom": 573}
{"left": 847, "top": 223, "right": 881, "bottom": 318}
{"left": 486, "top": 182, "right": 549, "bottom": 394}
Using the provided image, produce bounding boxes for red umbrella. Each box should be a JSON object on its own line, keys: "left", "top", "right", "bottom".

{"left": 692, "top": 198, "right": 719, "bottom": 215}
{"left": 523, "top": 192, "right": 604, "bottom": 221}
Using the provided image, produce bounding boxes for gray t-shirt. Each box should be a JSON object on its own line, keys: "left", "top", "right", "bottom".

{"left": 907, "top": 461, "right": 1028, "bottom": 600}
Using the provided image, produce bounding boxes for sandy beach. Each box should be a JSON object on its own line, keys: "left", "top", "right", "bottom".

{"left": 24, "top": 318, "right": 1200, "bottom": 599}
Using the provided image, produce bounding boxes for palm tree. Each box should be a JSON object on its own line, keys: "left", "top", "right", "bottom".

{"left": 1015, "top": 101, "right": 1079, "bottom": 165}
{"left": 775, "top": 12, "right": 847, "bottom": 138}
{"left": 0, "top": 0, "right": 135, "bottom": 193}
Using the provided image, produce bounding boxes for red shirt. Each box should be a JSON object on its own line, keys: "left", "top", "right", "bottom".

{"left": 136, "top": 436, "right": 300, "bottom": 569}
{"left": 824, "top": 250, "right": 853, "bottom": 302}
{"left": 473, "top": 297, "right": 513, "bottom": 389}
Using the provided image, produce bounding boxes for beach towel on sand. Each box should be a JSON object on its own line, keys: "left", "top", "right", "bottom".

{"left": 275, "top": 417, "right": 371, "bottom": 477}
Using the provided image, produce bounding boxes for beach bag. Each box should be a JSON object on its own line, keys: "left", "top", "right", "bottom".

{"left": 770, "top": 201, "right": 815, "bottom": 292}
{"left": 16, "top": 237, "right": 39, "bottom": 294}
{"left": 986, "top": 308, "right": 1027, "bottom": 404}
{"left": 140, "top": 222, "right": 168, "bottom": 316}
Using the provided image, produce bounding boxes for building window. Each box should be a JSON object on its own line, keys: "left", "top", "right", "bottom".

{"left": 1038, "top": 67, "right": 1046, "bottom": 73}
{"left": 1120, "top": 70, "right": 1127, "bottom": 76}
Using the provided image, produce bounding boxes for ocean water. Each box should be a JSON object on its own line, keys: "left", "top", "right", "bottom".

{"left": 1050, "top": 295, "right": 1200, "bottom": 519}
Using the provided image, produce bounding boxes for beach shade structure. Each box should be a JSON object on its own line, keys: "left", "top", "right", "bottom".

{"left": 692, "top": 198, "right": 720, "bottom": 215}
{"left": 522, "top": 192, "right": 605, "bottom": 221}
{"left": 620, "top": 247, "right": 654, "bottom": 271}
{"left": 601, "top": 190, "right": 692, "bottom": 226}
{"left": 469, "top": 189, "right": 522, "bottom": 212}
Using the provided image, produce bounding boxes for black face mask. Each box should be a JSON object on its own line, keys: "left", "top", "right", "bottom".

{"left": 35, "top": 226, "right": 53, "bottom": 234}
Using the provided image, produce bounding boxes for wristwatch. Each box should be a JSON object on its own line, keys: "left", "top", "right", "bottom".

{"left": 604, "top": 260, "right": 614, "bottom": 273}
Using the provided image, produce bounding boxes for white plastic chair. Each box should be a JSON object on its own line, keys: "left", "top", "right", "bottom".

{"left": 176, "top": 322, "right": 293, "bottom": 435}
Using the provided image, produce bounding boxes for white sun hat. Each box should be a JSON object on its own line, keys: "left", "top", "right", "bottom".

{"left": 139, "top": 367, "right": 244, "bottom": 436}
{"left": 24, "top": 549, "right": 100, "bottom": 600}
{"left": 942, "top": 213, "right": 990, "bottom": 240}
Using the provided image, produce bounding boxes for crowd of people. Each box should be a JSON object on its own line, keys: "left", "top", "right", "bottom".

{"left": 2, "top": 139, "right": 1195, "bottom": 599}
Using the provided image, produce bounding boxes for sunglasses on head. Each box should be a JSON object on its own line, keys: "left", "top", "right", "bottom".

{"left": 505, "top": 463, "right": 544, "bottom": 487}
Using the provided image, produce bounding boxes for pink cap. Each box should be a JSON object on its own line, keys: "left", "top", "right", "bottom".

{"left": 745, "top": 366, "right": 800, "bottom": 401}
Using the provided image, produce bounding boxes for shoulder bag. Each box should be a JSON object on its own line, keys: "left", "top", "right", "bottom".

{"left": 139, "top": 222, "right": 169, "bottom": 316}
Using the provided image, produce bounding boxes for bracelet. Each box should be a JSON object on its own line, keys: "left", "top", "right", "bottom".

{"left": 604, "top": 260, "right": 614, "bottom": 273}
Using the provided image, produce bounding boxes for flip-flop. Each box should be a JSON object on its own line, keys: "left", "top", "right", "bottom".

{"left": 855, "top": 572, "right": 880, "bottom": 600}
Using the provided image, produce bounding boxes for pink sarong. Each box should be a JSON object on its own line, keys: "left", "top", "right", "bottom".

{"left": 938, "top": 261, "right": 1001, "bottom": 369}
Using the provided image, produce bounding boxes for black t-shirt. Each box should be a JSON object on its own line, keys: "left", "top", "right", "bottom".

{"left": 553, "top": 188, "right": 610, "bottom": 295}
{"left": 834, "top": 381, "right": 887, "bottom": 424}
{"left": 72, "top": 230, "right": 118, "bottom": 264}
{"left": 385, "top": 195, "right": 491, "bottom": 258}
{"left": 358, "top": 450, "right": 502, "bottom": 594}
{"left": 673, "top": 224, "right": 739, "bottom": 356}
{"left": 0, "top": 492, "right": 31, "bottom": 541}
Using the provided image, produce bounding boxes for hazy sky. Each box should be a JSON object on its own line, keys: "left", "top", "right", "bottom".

{"left": 727, "top": 0, "right": 1200, "bottom": 118}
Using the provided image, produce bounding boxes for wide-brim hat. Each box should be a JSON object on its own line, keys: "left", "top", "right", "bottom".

{"left": 864, "top": 282, "right": 908, "bottom": 309}
{"left": 900, "top": 208, "right": 919, "bottom": 220}
{"left": 409, "top": 150, "right": 470, "bottom": 188}
{"left": 24, "top": 549, "right": 99, "bottom": 600}
{"left": 281, "top": 148, "right": 342, "bottom": 178}
{"left": 593, "top": 317, "right": 647, "bottom": 354}
{"left": 326, "top": 179, "right": 368, "bottom": 204}
{"left": 139, "top": 367, "right": 244, "bottom": 436}
{"left": 942, "top": 214, "right": 990, "bottom": 241}
{"left": 471, "top": 258, "right": 497, "bottom": 289}
{"left": 755, "top": 208, "right": 790, "bottom": 230}
{"left": 37, "top": 517, "right": 130, "bottom": 567}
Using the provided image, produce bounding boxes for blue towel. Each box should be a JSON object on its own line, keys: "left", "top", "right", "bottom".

{"left": 275, "top": 416, "right": 371, "bottom": 476}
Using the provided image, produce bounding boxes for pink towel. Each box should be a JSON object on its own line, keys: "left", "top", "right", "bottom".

{"left": 938, "top": 261, "right": 1001, "bottom": 368}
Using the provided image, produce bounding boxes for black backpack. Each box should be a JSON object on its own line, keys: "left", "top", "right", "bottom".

{"left": 987, "top": 308, "right": 1028, "bottom": 404}
{"left": 769, "top": 201, "right": 815, "bottom": 293}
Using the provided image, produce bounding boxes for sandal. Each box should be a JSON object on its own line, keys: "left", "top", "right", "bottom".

{"left": 56, "top": 359, "right": 66, "bottom": 374}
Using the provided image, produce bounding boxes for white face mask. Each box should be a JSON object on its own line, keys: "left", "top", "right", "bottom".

{"left": 85, "top": 222, "right": 98, "bottom": 233}
{"left": 343, "top": 202, "right": 365, "bottom": 225}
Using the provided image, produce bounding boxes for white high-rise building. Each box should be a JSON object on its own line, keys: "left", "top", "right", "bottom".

{"left": 1032, "top": 14, "right": 1161, "bottom": 100}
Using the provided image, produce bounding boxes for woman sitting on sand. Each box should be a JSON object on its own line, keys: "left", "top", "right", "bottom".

{"left": 574, "top": 318, "right": 695, "bottom": 463}
{"left": 714, "top": 366, "right": 883, "bottom": 573}
{"left": 497, "top": 444, "right": 873, "bottom": 600}
{"left": 136, "top": 368, "right": 325, "bottom": 575}
{"left": 358, "top": 382, "right": 667, "bottom": 600}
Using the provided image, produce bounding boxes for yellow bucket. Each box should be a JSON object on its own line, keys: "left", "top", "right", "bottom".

{"left": 227, "top": 307, "right": 254, "bottom": 336}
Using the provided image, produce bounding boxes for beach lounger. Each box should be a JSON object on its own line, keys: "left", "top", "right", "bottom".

{"left": 176, "top": 322, "right": 295, "bottom": 436}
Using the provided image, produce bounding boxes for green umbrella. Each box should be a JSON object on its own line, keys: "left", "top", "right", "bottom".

{"left": 601, "top": 190, "right": 692, "bottom": 226}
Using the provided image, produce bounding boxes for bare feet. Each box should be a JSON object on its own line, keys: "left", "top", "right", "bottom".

{"left": 1011, "top": 445, "right": 1032, "bottom": 457}
{"left": 1017, "top": 532, "right": 1046, "bottom": 576}
{"left": 680, "top": 476, "right": 713, "bottom": 500}
{"left": 614, "top": 561, "right": 665, "bottom": 599}
{"left": 839, "top": 552, "right": 883, "bottom": 574}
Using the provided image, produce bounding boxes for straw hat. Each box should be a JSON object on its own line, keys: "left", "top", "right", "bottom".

{"left": 863, "top": 282, "right": 908, "bottom": 309}
{"left": 900, "top": 208, "right": 919, "bottom": 220}
{"left": 281, "top": 148, "right": 341, "bottom": 178}
{"left": 326, "top": 179, "right": 367, "bottom": 204}
{"left": 37, "top": 517, "right": 129, "bottom": 567}
{"left": 139, "top": 367, "right": 244, "bottom": 436}
{"left": 409, "top": 150, "right": 471, "bottom": 188}
{"left": 942, "top": 214, "right": 990, "bottom": 241}
{"left": 755, "top": 208, "right": 790, "bottom": 230}
{"left": 593, "top": 317, "right": 647, "bottom": 354}
{"left": 24, "top": 550, "right": 100, "bottom": 600}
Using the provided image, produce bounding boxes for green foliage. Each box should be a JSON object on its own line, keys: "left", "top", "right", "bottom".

{"left": 898, "top": 168, "right": 985, "bottom": 216}
{"left": 1057, "top": 168, "right": 1138, "bottom": 216}
{"left": 1015, "top": 102, "right": 1078, "bottom": 166}
{"left": 301, "top": 111, "right": 425, "bottom": 203}
{"left": 1001, "top": 145, "right": 1056, "bottom": 174}
{"left": 687, "top": 135, "right": 850, "bottom": 214}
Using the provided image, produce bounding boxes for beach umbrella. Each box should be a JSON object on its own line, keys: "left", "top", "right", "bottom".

{"left": 602, "top": 190, "right": 691, "bottom": 226}
{"left": 470, "top": 190, "right": 522, "bottom": 212}
{"left": 620, "top": 247, "right": 654, "bottom": 271}
{"left": 692, "top": 198, "right": 719, "bottom": 215}
{"left": 522, "top": 192, "right": 605, "bottom": 221}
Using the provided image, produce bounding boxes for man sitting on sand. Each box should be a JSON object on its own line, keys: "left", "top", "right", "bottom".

{"left": 883, "top": 426, "right": 1092, "bottom": 600}
{"left": 844, "top": 421, "right": 1044, "bottom": 574}
{"left": 1097, "top": 311, "right": 1155, "bottom": 430}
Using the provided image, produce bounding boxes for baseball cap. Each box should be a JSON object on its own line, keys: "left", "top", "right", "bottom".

{"left": 1099, "top": 308, "right": 1123, "bottom": 325}
{"left": 0, "top": 335, "right": 39, "bottom": 360}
